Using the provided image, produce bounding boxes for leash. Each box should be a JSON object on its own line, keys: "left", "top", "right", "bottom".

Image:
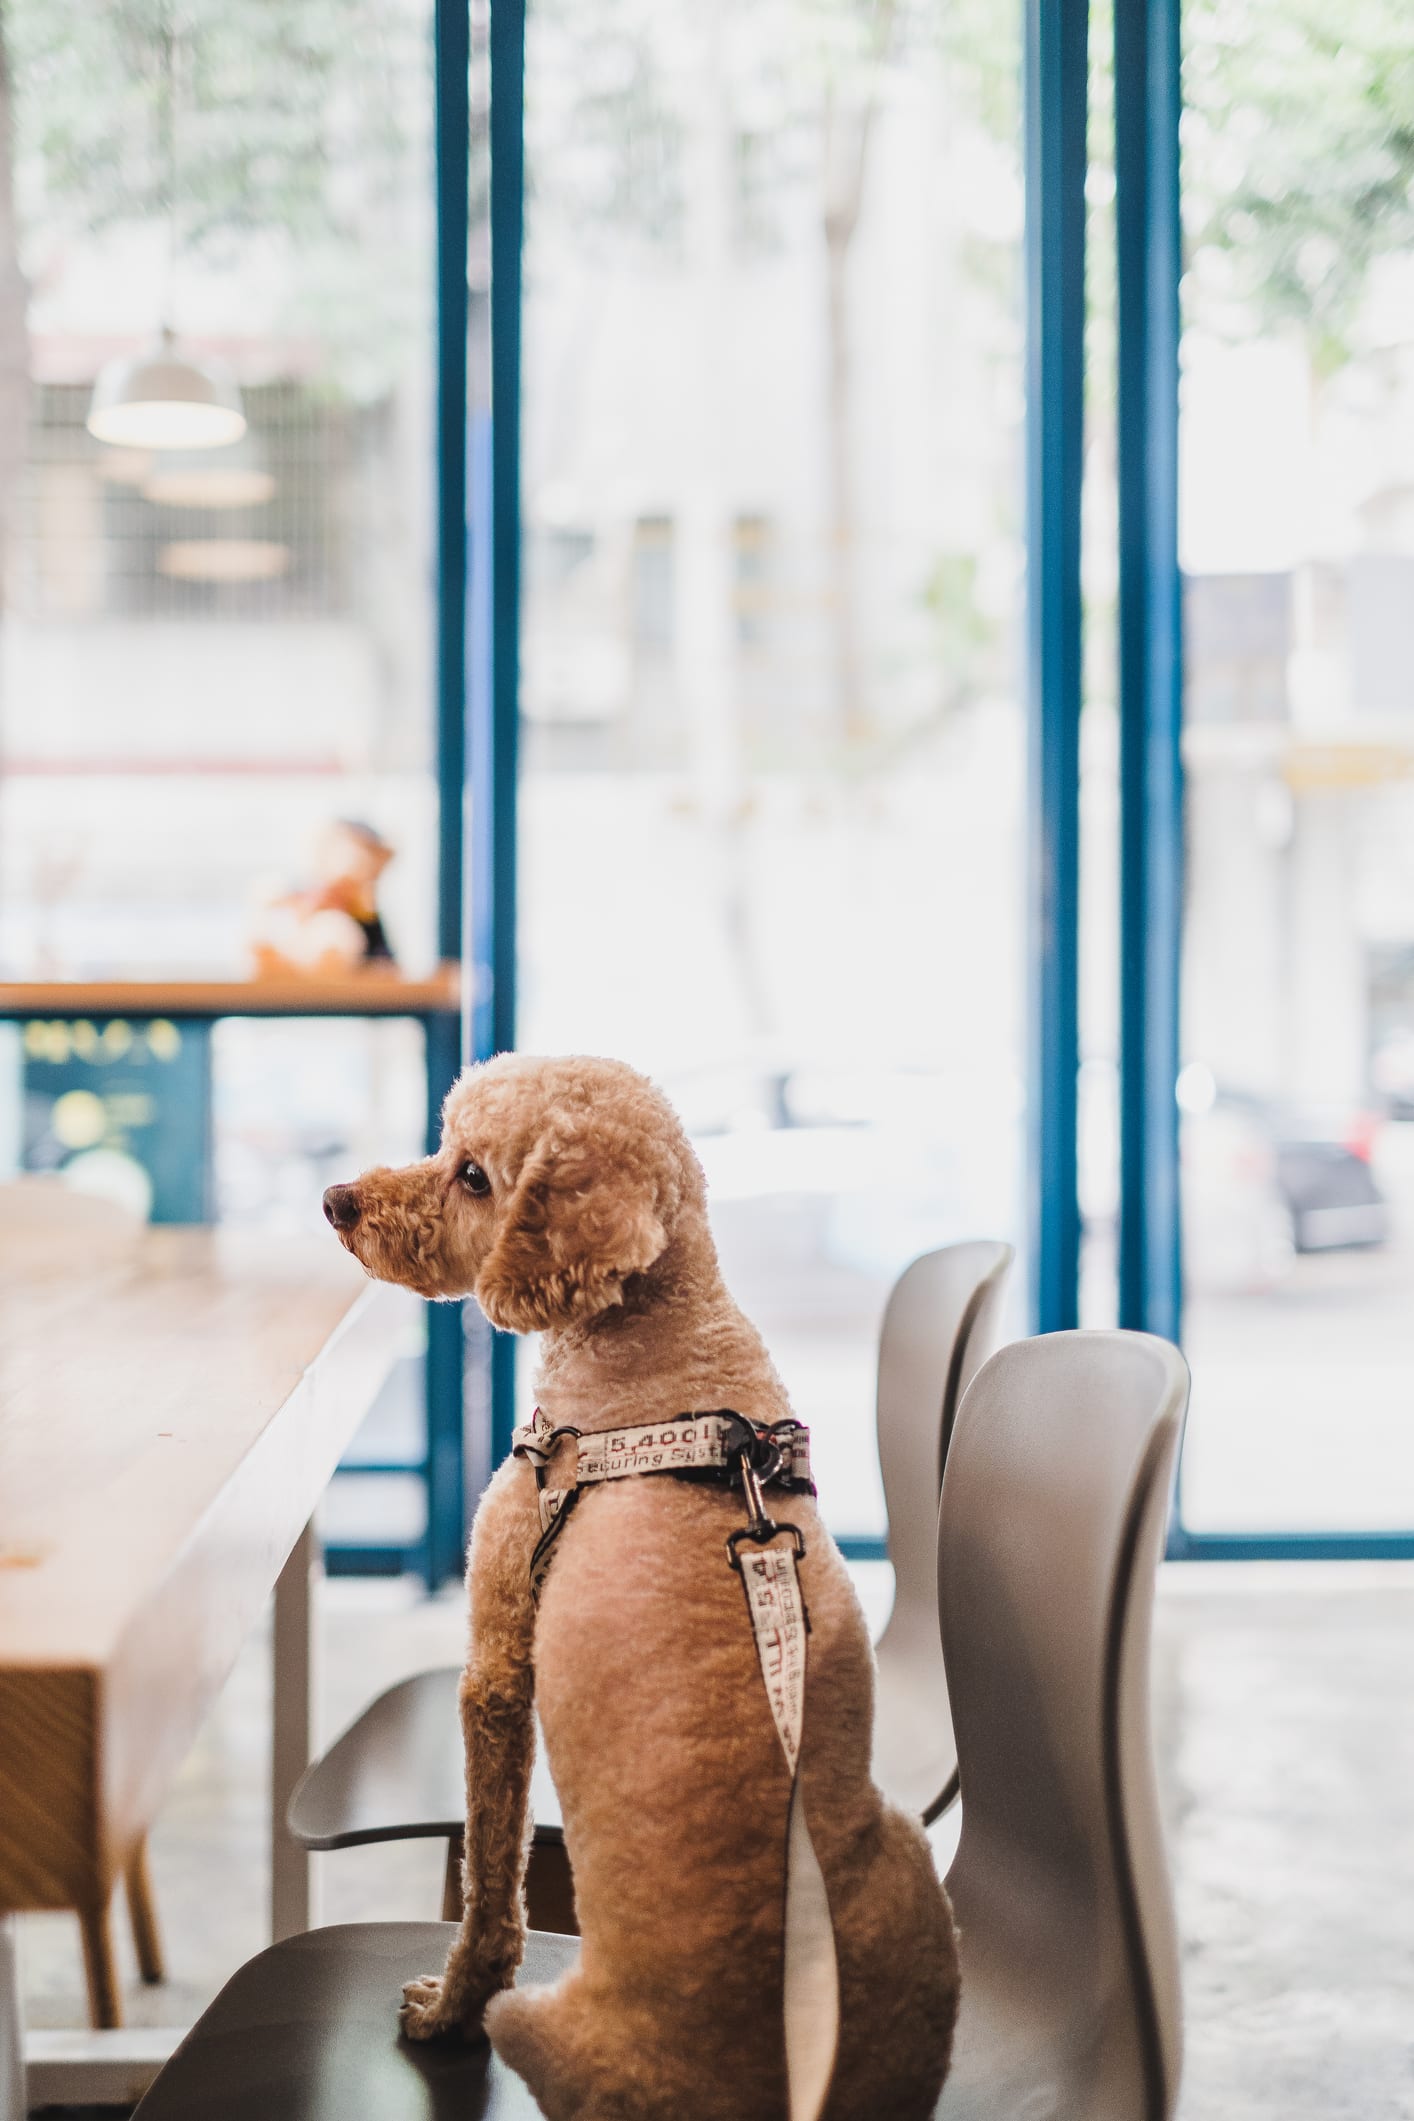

{"left": 511, "top": 1407, "right": 840, "bottom": 2121}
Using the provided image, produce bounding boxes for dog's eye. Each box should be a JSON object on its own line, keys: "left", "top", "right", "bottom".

{"left": 459, "top": 1160, "right": 492, "bottom": 1197}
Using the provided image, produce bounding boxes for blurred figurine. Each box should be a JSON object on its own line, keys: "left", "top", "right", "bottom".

{"left": 251, "top": 819, "right": 397, "bottom": 979}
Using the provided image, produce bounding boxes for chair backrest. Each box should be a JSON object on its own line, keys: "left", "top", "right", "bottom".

{"left": 937, "top": 1331, "right": 1188, "bottom": 2121}
{"left": 871, "top": 1241, "right": 1013, "bottom": 1820}
{"left": 876, "top": 1241, "right": 1014, "bottom": 1647}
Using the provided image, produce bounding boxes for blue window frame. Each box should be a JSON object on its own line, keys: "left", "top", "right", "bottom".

{"left": 1024, "top": 0, "right": 1087, "bottom": 1339}
{"left": 424, "top": 0, "right": 525, "bottom": 1575}
{"left": 449, "top": 0, "right": 1413, "bottom": 1567}
{"left": 1109, "top": 0, "right": 1414, "bottom": 1564}
{"left": 1114, "top": 0, "right": 1182, "bottom": 1358}
{"left": 478, "top": 0, "right": 524, "bottom": 1475}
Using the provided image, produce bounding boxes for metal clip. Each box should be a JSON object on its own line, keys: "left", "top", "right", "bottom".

{"left": 740, "top": 1454, "right": 771, "bottom": 1534}
{"left": 726, "top": 1519, "right": 808, "bottom": 1572}
{"left": 725, "top": 1428, "right": 800, "bottom": 1570}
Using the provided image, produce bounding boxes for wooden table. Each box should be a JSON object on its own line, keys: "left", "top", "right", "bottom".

{"left": 0, "top": 971, "right": 467, "bottom": 1584}
{"left": 0, "top": 1184, "right": 417, "bottom": 2115}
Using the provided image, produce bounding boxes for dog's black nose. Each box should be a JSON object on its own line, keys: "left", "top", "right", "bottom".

{"left": 323, "top": 1184, "right": 362, "bottom": 1231}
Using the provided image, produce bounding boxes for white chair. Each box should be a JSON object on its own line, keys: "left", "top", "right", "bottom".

{"left": 133, "top": 1325, "right": 1188, "bottom": 2121}
{"left": 871, "top": 1241, "right": 1014, "bottom": 1820}
{"left": 936, "top": 1330, "right": 1189, "bottom": 2120}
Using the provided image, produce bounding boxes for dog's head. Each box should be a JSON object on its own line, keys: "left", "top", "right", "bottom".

{"left": 323, "top": 1053, "right": 702, "bottom": 1331}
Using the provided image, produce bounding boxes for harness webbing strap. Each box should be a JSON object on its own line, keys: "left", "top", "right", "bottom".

{"left": 512, "top": 1408, "right": 815, "bottom": 1575}
{"left": 737, "top": 1536, "right": 840, "bottom": 2121}
{"left": 514, "top": 1407, "right": 813, "bottom": 1493}
{"left": 511, "top": 1407, "right": 839, "bottom": 2121}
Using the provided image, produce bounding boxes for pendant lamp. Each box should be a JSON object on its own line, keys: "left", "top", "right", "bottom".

{"left": 86, "top": 20, "right": 246, "bottom": 451}
{"left": 88, "top": 327, "right": 246, "bottom": 450}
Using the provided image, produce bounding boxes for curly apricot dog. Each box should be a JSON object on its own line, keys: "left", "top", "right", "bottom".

{"left": 324, "top": 1054, "right": 958, "bottom": 2120}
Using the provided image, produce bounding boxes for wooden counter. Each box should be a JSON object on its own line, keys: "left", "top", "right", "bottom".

{"left": 0, "top": 966, "right": 461, "bottom": 1020}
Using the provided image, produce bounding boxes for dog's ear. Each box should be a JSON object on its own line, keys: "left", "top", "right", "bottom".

{"left": 474, "top": 1129, "right": 671, "bottom": 1334}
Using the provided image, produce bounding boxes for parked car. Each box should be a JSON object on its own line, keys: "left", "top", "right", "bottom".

{"left": 1274, "top": 1129, "right": 1388, "bottom": 1253}
{"left": 1371, "top": 1028, "right": 1414, "bottom": 1123}
{"left": 1181, "top": 1067, "right": 1388, "bottom": 1289}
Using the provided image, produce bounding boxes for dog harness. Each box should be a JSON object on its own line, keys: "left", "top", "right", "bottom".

{"left": 511, "top": 1407, "right": 840, "bottom": 2121}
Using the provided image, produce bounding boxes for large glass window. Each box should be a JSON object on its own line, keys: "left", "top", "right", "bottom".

{"left": 1178, "top": 0, "right": 1414, "bottom": 1532}
{"left": 518, "top": 2, "right": 1027, "bottom": 1537}
{"left": 0, "top": 0, "right": 437, "bottom": 1222}
{"left": 0, "top": 1, "right": 441, "bottom": 1560}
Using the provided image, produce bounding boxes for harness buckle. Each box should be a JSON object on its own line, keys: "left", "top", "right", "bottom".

{"left": 739, "top": 1452, "right": 773, "bottom": 1533}
{"left": 721, "top": 1418, "right": 784, "bottom": 1487}
{"left": 721, "top": 1417, "right": 803, "bottom": 1569}
{"left": 725, "top": 1519, "right": 807, "bottom": 1571}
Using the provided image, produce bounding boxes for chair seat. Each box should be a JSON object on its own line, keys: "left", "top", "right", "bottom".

{"left": 126, "top": 1915, "right": 1086, "bottom": 2121}
{"left": 127, "top": 1917, "right": 1013, "bottom": 2120}
{"left": 133, "top": 1924, "right": 574, "bottom": 2120}
{"left": 288, "top": 1669, "right": 563, "bottom": 1849}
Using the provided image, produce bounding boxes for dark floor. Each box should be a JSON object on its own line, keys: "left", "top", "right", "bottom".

{"left": 17, "top": 1563, "right": 1414, "bottom": 2117}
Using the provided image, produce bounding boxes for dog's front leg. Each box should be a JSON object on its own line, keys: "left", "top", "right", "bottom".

{"left": 401, "top": 1459, "right": 539, "bottom": 2043}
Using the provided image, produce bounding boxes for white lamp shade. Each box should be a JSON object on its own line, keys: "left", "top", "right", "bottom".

{"left": 87, "top": 335, "right": 246, "bottom": 449}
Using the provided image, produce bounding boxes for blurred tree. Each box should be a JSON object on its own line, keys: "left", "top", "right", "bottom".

{"left": 523, "top": 0, "right": 683, "bottom": 252}
{"left": 525, "top": 0, "right": 975, "bottom": 749}
{"left": 6, "top": 0, "right": 406, "bottom": 253}
{"left": 0, "top": 0, "right": 425, "bottom": 605}
{"left": 938, "top": 0, "right": 1414, "bottom": 380}
{"left": 8, "top": 0, "right": 423, "bottom": 379}
{"left": 1184, "top": 0, "right": 1414, "bottom": 374}
{"left": 817, "top": 0, "right": 897, "bottom": 746}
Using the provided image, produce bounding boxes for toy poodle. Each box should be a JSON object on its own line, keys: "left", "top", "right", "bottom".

{"left": 323, "top": 1053, "right": 958, "bottom": 2121}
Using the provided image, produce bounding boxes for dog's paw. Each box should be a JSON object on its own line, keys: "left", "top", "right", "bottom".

{"left": 399, "top": 1973, "right": 484, "bottom": 2045}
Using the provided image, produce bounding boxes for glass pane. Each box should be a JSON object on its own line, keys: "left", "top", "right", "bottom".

{"left": 519, "top": 2, "right": 1027, "bottom": 1536}
{"left": 0, "top": 3, "right": 440, "bottom": 1555}
{"left": 0, "top": 0, "right": 437, "bottom": 1221}
{"left": 1179, "top": 0, "right": 1414, "bottom": 1531}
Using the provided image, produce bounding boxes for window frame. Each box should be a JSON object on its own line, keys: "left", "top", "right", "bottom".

{"left": 463, "top": 0, "right": 1414, "bottom": 1563}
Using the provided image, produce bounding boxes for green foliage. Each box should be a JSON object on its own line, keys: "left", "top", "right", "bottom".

{"left": 939, "top": 0, "right": 1414, "bottom": 378}
{"left": 3, "top": 0, "right": 429, "bottom": 394}
{"left": 1185, "top": 0, "right": 1414, "bottom": 370}
{"left": 524, "top": 0, "right": 685, "bottom": 258}
{"left": 8, "top": 0, "right": 419, "bottom": 242}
